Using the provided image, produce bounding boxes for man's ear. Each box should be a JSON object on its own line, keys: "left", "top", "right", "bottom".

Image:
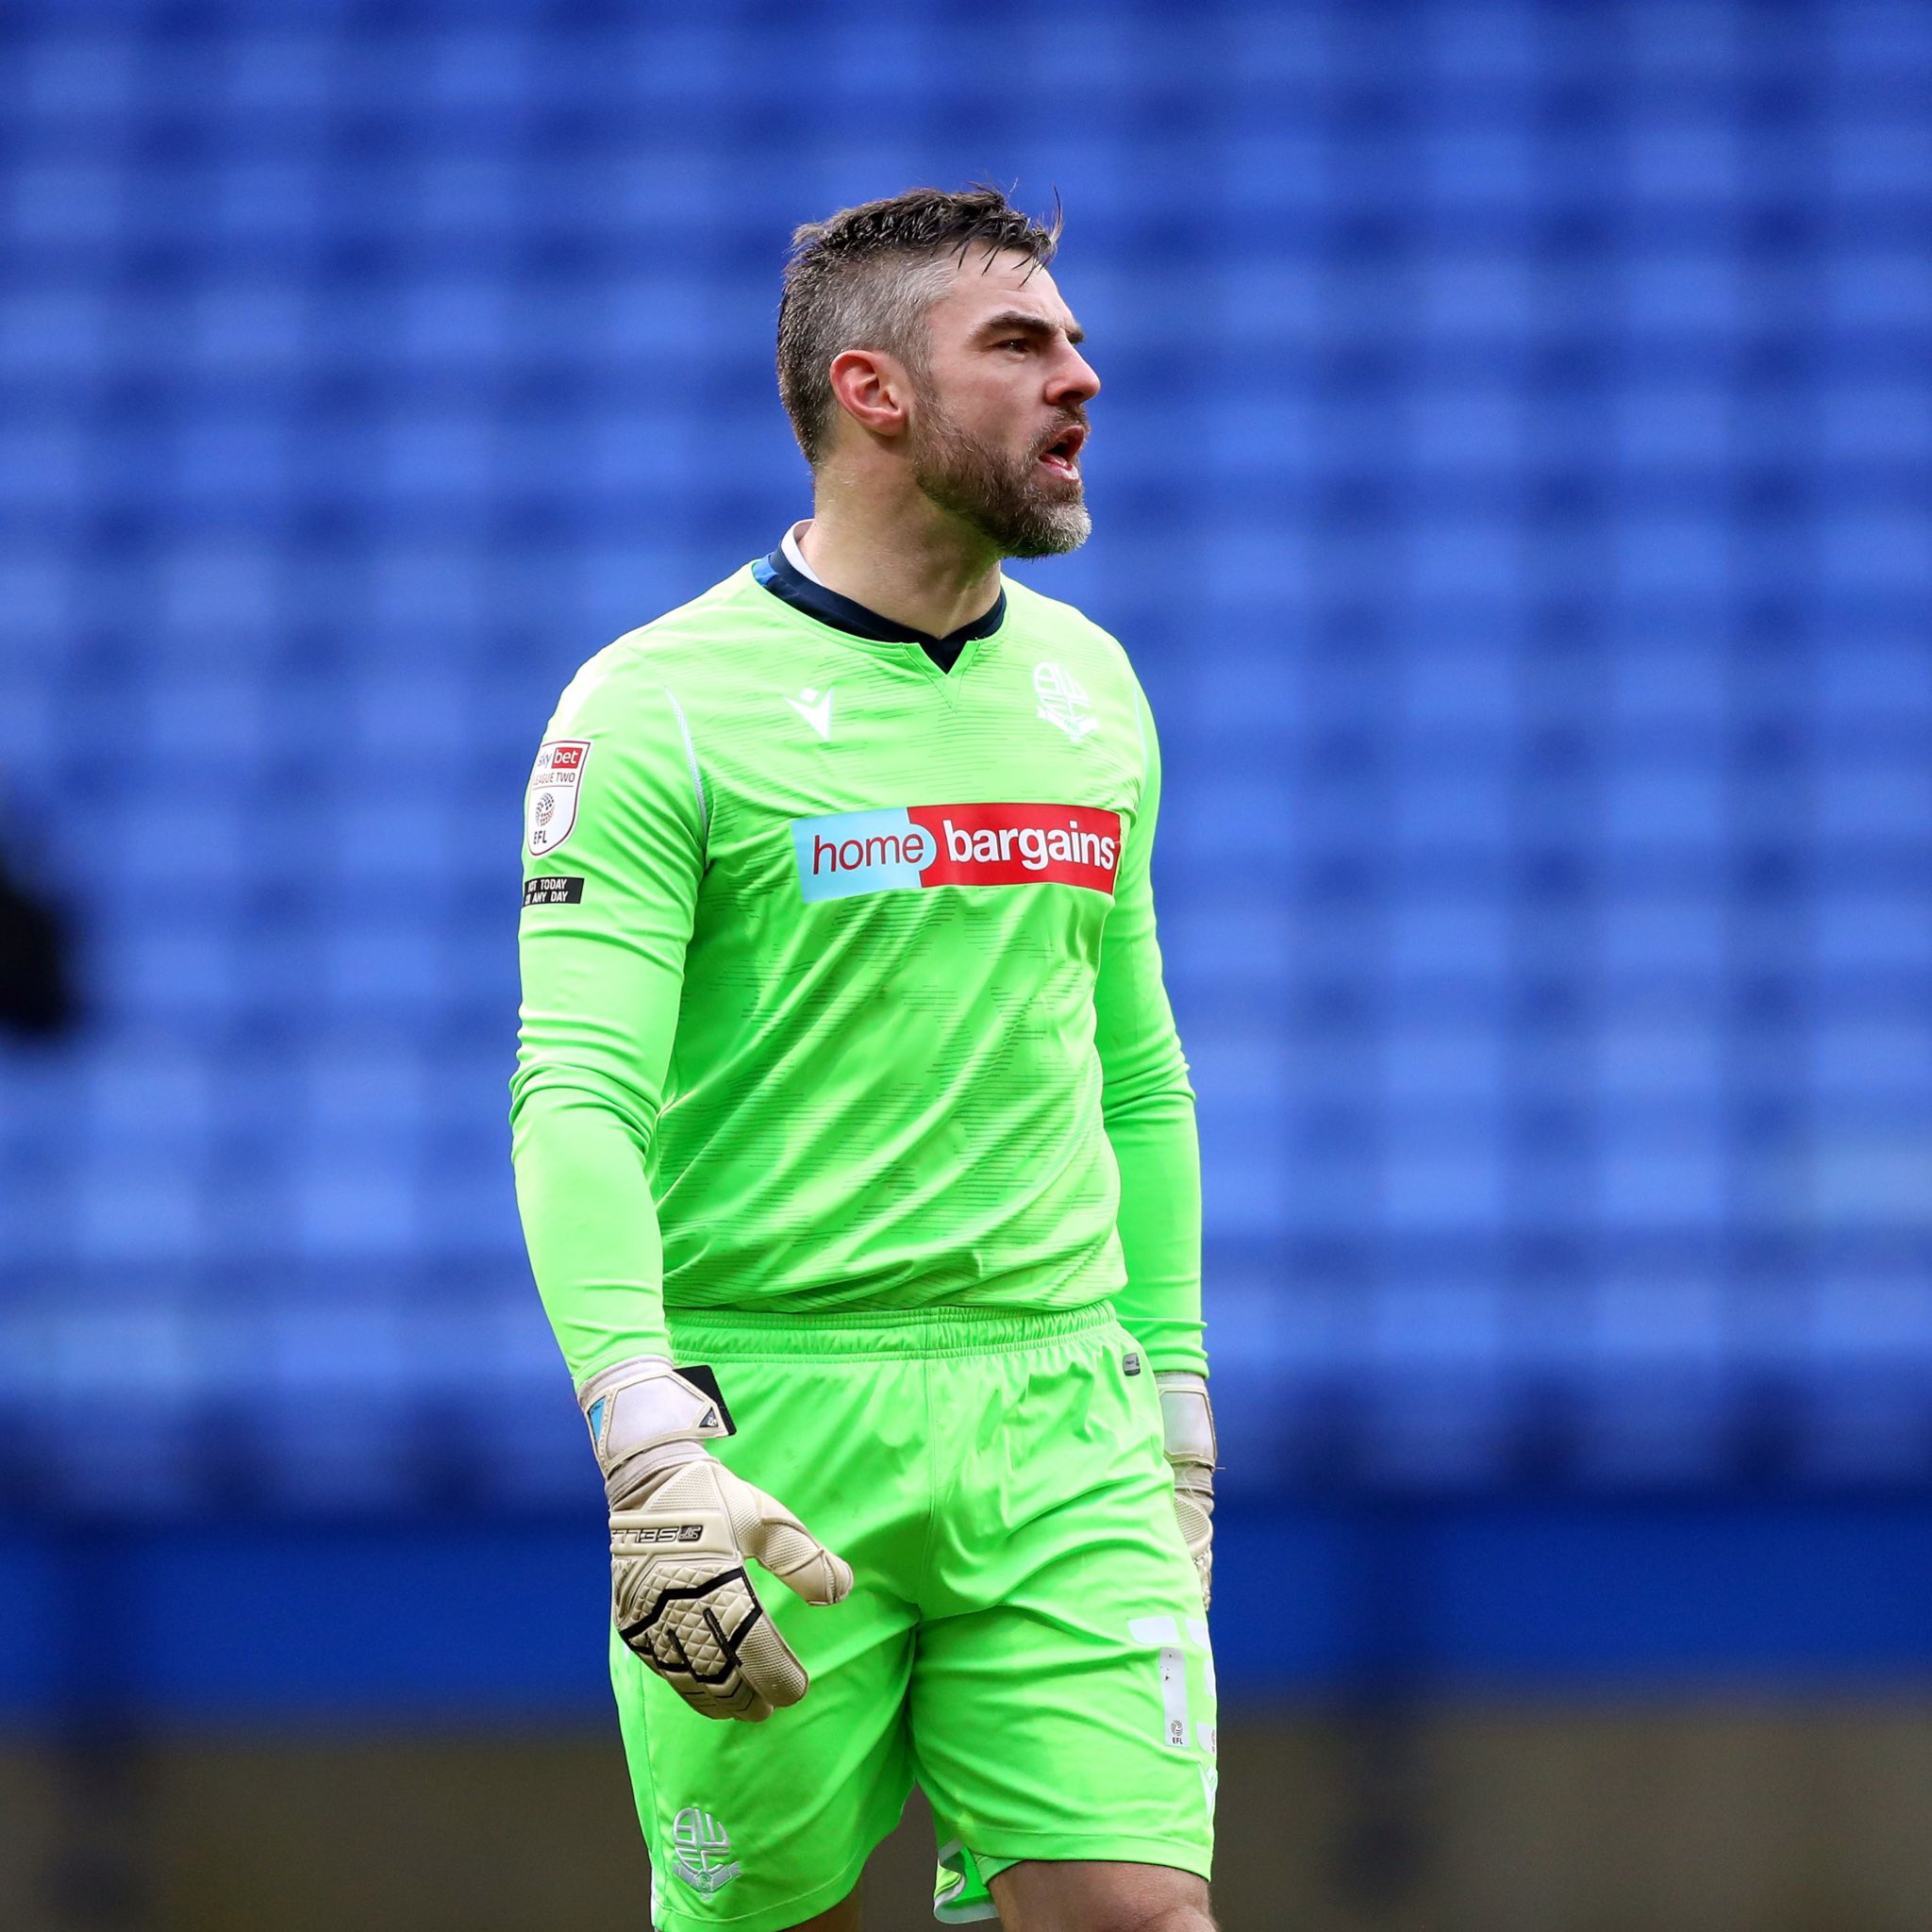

{"left": 826, "top": 348, "right": 912, "bottom": 441}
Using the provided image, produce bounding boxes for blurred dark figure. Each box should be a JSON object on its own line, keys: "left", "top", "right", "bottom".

{"left": 0, "top": 851, "right": 77, "bottom": 1036}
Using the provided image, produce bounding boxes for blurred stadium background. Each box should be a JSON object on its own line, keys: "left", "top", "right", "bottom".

{"left": 2, "top": 1, "right": 1929, "bottom": 1927}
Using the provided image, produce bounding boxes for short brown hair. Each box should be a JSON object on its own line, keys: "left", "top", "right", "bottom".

{"left": 776, "top": 185, "right": 1062, "bottom": 466}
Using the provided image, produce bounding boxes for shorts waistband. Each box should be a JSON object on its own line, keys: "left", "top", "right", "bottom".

{"left": 664, "top": 1299, "right": 1119, "bottom": 1361}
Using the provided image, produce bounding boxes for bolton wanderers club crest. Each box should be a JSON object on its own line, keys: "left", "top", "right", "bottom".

{"left": 670, "top": 1807, "right": 741, "bottom": 1896}
{"left": 1033, "top": 661, "right": 1097, "bottom": 741}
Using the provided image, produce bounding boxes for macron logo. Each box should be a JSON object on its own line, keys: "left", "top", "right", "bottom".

{"left": 793, "top": 802, "right": 1122, "bottom": 904}
{"left": 786, "top": 686, "right": 835, "bottom": 741}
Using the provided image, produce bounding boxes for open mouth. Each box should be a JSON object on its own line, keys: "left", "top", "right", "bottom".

{"left": 1036, "top": 424, "right": 1087, "bottom": 477}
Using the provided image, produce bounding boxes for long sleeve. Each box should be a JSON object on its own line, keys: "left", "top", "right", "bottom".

{"left": 1093, "top": 678, "right": 1206, "bottom": 1375}
{"left": 508, "top": 651, "right": 707, "bottom": 1386}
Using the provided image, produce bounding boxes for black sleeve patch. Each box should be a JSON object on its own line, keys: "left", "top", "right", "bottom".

{"left": 675, "top": 1363, "right": 737, "bottom": 1436}
{"left": 524, "top": 875, "right": 586, "bottom": 907}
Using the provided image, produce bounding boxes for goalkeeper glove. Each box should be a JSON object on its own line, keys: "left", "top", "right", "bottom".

{"left": 1156, "top": 1370, "right": 1217, "bottom": 1610}
{"left": 578, "top": 1357, "right": 853, "bottom": 1722}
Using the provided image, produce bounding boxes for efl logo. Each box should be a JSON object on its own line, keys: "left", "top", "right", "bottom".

{"left": 526, "top": 738, "right": 591, "bottom": 857}
{"left": 793, "top": 802, "right": 1122, "bottom": 904}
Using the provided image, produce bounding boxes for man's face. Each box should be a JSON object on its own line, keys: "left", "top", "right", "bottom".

{"left": 904, "top": 250, "right": 1102, "bottom": 559}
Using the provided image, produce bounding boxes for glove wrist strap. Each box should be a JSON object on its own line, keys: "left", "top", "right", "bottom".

{"left": 577, "top": 1356, "right": 732, "bottom": 1487}
{"left": 1155, "top": 1370, "right": 1218, "bottom": 1469}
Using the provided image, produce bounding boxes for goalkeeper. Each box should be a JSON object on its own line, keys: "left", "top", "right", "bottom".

{"left": 512, "top": 186, "right": 1216, "bottom": 1932}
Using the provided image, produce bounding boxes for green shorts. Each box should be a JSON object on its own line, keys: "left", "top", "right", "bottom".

{"left": 609, "top": 1301, "right": 1216, "bottom": 1932}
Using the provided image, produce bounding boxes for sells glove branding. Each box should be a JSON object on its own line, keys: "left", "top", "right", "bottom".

{"left": 793, "top": 802, "right": 1122, "bottom": 903}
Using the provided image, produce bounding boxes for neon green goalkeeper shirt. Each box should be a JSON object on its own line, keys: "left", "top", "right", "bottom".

{"left": 510, "top": 547, "right": 1205, "bottom": 1383}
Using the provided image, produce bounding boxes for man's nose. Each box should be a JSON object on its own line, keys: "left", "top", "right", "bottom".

{"left": 1049, "top": 348, "right": 1101, "bottom": 406}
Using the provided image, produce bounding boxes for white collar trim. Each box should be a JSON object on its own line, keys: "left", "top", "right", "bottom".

{"left": 780, "top": 520, "right": 824, "bottom": 587}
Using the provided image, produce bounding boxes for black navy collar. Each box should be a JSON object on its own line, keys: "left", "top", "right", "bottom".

{"left": 753, "top": 546, "right": 1006, "bottom": 674}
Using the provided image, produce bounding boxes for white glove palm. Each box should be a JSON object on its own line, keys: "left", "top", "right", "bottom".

{"left": 1157, "top": 1371, "right": 1217, "bottom": 1610}
{"left": 582, "top": 1358, "right": 853, "bottom": 1723}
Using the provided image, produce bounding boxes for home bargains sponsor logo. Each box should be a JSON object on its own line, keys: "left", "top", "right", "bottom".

{"left": 793, "top": 803, "right": 1122, "bottom": 904}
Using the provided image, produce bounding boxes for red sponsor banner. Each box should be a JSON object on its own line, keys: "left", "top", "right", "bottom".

{"left": 546, "top": 743, "right": 586, "bottom": 772}
{"left": 907, "top": 802, "right": 1122, "bottom": 894}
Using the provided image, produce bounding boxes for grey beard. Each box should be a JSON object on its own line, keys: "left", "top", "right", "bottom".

{"left": 908, "top": 403, "right": 1092, "bottom": 560}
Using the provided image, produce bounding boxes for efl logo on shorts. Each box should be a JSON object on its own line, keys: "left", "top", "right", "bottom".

{"left": 793, "top": 802, "right": 1122, "bottom": 904}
